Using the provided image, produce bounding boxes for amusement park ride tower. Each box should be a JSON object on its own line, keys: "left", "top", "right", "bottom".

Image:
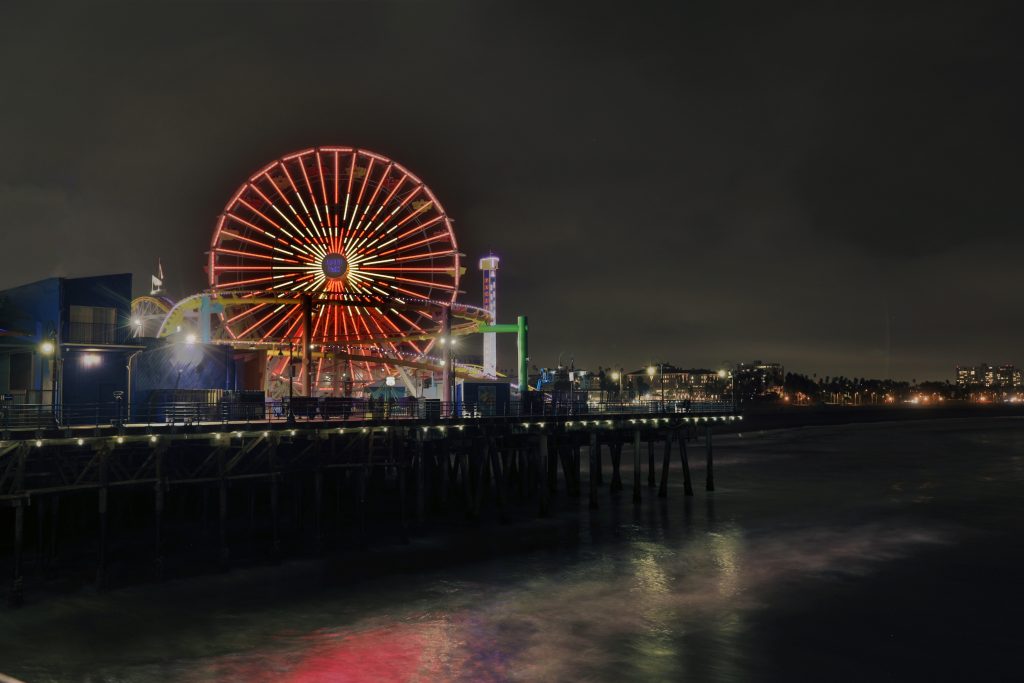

{"left": 480, "top": 255, "right": 499, "bottom": 378}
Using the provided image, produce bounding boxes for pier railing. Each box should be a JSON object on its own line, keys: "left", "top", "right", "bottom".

{"left": 0, "top": 398, "right": 735, "bottom": 433}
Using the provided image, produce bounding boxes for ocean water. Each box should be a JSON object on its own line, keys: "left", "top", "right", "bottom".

{"left": 2, "top": 418, "right": 1023, "bottom": 682}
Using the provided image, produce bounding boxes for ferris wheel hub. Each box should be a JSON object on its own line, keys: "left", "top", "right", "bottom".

{"left": 321, "top": 252, "right": 349, "bottom": 280}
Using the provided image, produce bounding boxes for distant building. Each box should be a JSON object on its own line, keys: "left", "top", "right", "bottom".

{"left": 956, "top": 365, "right": 982, "bottom": 387}
{"left": 623, "top": 365, "right": 724, "bottom": 402}
{"left": 995, "top": 365, "right": 1022, "bottom": 388}
{"left": 734, "top": 360, "right": 785, "bottom": 401}
{"left": 956, "top": 363, "right": 1022, "bottom": 389}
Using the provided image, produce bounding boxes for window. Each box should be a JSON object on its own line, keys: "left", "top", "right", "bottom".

{"left": 67, "top": 305, "right": 118, "bottom": 343}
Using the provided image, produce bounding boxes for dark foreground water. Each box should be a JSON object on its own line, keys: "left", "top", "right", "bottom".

{"left": 2, "top": 418, "right": 1024, "bottom": 682}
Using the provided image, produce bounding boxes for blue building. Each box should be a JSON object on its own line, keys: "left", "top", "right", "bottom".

{"left": 0, "top": 274, "right": 142, "bottom": 411}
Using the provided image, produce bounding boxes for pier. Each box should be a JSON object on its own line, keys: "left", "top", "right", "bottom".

{"left": 0, "top": 400, "right": 739, "bottom": 606}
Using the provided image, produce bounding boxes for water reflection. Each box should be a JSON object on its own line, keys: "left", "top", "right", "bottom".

{"left": 133, "top": 523, "right": 944, "bottom": 682}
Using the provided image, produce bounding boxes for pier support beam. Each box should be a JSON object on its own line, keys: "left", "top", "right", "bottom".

{"left": 658, "top": 432, "right": 671, "bottom": 498}
{"left": 538, "top": 434, "right": 550, "bottom": 517}
{"left": 460, "top": 449, "right": 472, "bottom": 515}
{"left": 269, "top": 439, "right": 281, "bottom": 555}
{"left": 610, "top": 441, "right": 623, "bottom": 493}
{"left": 705, "top": 423, "right": 715, "bottom": 492}
{"left": 471, "top": 437, "right": 488, "bottom": 520}
{"left": 10, "top": 501, "right": 24, "bottom": 606}
{"left": 632, "top": 430, "right": 642, "bottom": 504}
{"left": 489, "top": 437, "right": 507, "bottom": 522}
{"left": 648, "top": 437, "right": 656, "bottom": 487}
{"left": 49, "top": 495, "right": 59, "bottom": 570}
{"left": 398, "top": 439, "right": 408, "bottom": 542}
{"left": 439, "top": 445, "right": 450, "bottom": 510}
{"left": 677, "top": 429, "right": 694, "bottom": 496}
{"left": 217, "top": 447, "right": 229, "bottom": 568}
{"left": 314, "top": 436, "right": 324, "bottom": 553}
{"left": 154, "top": 444, "right": 166, "bottom": 578}
{"left": 415, "top": 430, "right": 425, "bottom": 524}
{"left": 588, "top": 432, "right": 599, "bottom": 510}
{"left": 96, "top": 445, "right": 110, "bottom": 590}
{"left": 574, "top": 444, "right": 582, "bottom": 497}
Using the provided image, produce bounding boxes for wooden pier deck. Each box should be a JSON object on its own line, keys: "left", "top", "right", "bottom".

{"left": 0, "top": 411, "right": 742, "bottom": 606}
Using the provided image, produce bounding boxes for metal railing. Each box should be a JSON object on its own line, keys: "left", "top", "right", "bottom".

{"left": 0, "top": 397, "right": 736, "bottom": 433}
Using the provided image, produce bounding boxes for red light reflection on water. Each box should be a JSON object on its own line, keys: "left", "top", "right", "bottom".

{"left": 284, "top": 626, "right": 433, "bottom": 682}
{"left": 199, "top": 615, "right": 510, "bottom": 682}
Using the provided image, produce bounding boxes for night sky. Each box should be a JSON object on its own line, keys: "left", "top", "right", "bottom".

{"left": 1, "top": 1, "right": 1019, "bottom": 380}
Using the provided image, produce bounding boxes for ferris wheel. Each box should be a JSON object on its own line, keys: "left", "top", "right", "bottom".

{"left": 209, "top": 147, "right": 462, "bottom": 392}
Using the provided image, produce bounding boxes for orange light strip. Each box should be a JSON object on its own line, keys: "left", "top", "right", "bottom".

{"left": 235, "top": 197, "right": 296, "bottom": 247}
{"left": 219, "top": 228, "right": 285, "bottom": 253}
{"left": 383, "top": 199, "right": 435, "bottom": 238}
{"left": 350, "top": 157, "right": 375, "bottom": 234}
{"left": 343, "top": 152, "right": 357, "bottom": 225}
{"left": 375, "top": 232, "right": 450, "bottom": 257}
{"left": 238, "top": 308, "right": 281, "bottom": 339}
{"left": 392, "top": 248, "right": 456, "bottom": 263}
{"left": 357, "top": 162, "right": 391, "bottom": 232}
{"left": 280, "top": 163, "right": 318, "bottom": 239}
{"left": 316, "top": 150, "right": 330, "bottom": 233}
{"left": 361, "top": 266, "right": 453, "bottom": 273}
{"left": 333, "top": 151, "right": 340, "bottom": 232}
{"left": 215, "top": 248, "right": 299, "bottom": 263}
{"left": 224, "top": 303, "right": 268, "bottom": 325}
{"left": 298, "top": 156, "right": 325, "bottom": 234}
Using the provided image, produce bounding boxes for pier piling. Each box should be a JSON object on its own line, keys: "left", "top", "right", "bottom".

{"left": 705, "top": 424, "right": 715, "bottom": 492}
{"left": 632, "top": 430, "right": 642, "bottom": 504}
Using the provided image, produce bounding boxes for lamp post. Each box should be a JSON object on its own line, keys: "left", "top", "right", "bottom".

{"left": 611, "top": 370, "right": 620, "bottom": 405}
{"left": 40, "top": 335, "right": 58, "bottom": 426}
{"left": 444, "top": 335, "right": 458, "bottom": 414}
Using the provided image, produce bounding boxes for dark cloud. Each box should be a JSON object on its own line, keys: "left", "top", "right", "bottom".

{"left": 0, "top": 0, "right": 1019, "bottom": 379}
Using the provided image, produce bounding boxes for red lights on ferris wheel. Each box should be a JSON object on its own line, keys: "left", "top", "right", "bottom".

{"left": 209, "top": 147, "right": 461, "bottom": 355}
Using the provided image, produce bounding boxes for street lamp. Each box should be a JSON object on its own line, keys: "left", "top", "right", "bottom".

{"left": 611, "top": 370, "right": 621, "bottom": 404}
{"left": 39, "top": 335, "right": 59, "bottom": 425}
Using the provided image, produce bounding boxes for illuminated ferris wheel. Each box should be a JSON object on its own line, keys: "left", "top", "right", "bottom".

{"left": 209, "top": 147, "right": 462, "bottom": 392}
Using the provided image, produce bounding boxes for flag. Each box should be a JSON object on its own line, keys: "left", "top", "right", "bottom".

{"left": 151, "top": 258, "right": 164, "bottom": 294}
